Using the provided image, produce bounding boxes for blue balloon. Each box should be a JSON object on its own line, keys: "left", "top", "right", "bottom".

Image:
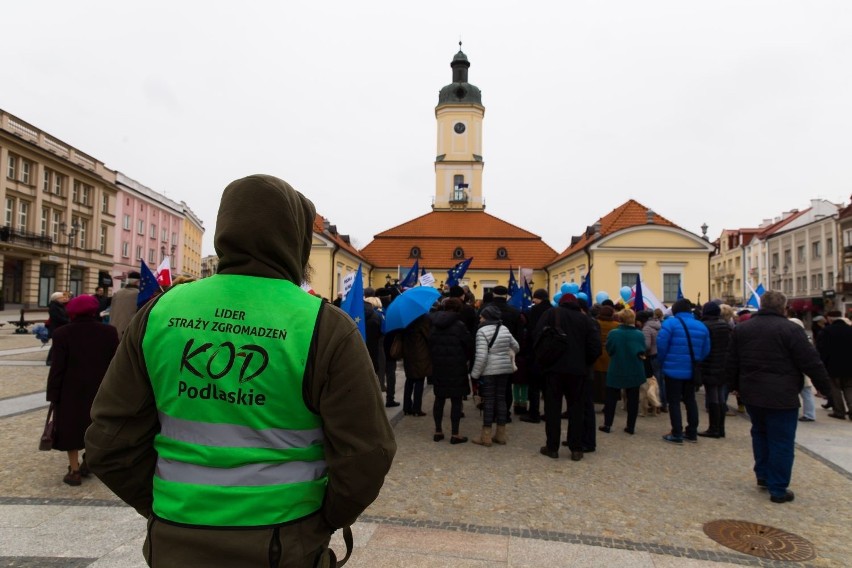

{"left": 566, "top": 282, "right": 580, "bottom": 294}
{"left": 577, "top": 292, "right": 589, "bottom": 303}
{"left": 560, "top": 282, "right": 570, "bottom": 294}
{"left": 620, "top": 286, "right": 633, "bottom": 302}
{"left": 554, "top": 292, "right": 563, "bottom": 303}
{"left": 595, "top": 291, "right": 609, "bottom": 305}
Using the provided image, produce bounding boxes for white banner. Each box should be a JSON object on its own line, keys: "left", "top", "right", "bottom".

{"left": 419, "top": 272, "right": 436, "bottom": 287}
{"left": 341, "top": 270, "right": 357, "bottom": 301}
{"left": 634, "top": 281, "right": 665, "bottom": 310}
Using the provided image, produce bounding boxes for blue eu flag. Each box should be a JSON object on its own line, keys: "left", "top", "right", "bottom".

{"left": 400, "top": 261, "right": 419, "bottom": 289}
{"left": 580, "top": 266, "right": 592, "bottom": 302}
{"left": 138, "top": 260, "right": 160, "bottom": 308}
{"left": 446, "top": 257, "right": 473, "bottom": 287}
{"left": 341, "top": 264, "right": 366, "bottom": 341}
{"left": 507, "top": 269, "right": 519, "bottom": 298}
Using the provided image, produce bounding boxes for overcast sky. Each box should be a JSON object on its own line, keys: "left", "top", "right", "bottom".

{"left": 5, "top": 1, "right": 851, "bottom": 257}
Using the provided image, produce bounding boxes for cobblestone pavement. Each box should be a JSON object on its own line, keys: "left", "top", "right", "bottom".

{"left": 1, "top": 320, "right": 850, "bottom": 567}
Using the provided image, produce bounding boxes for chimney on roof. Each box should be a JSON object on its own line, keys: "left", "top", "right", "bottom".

{"left": 341, "top": 235, "right": 350, "bottom": 244}
{"left": 323, "top": 219, "right": 330, "bottom": 231}
{"left": 593, "top": 222, "right": 602, "bottom": 236}
{"left": 646, "top": 209, "right": 655, "bottom": 224}
{"left": 571, "top": 235, "right": 582, "bottom": 245}
{"left": 329, "top": 225, "right": 337, "bottom": 234}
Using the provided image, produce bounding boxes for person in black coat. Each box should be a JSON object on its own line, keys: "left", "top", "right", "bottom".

{"left": 491, "top": 285, "right": 523, "bottom": 419}
{"left": 816, "top": 311, "right": 852, "bottom": 419}
{"left": 534, "top": 294, "right": 602, "bottom": 460}
{"left": 428, "top": 298, "right": 474, "bottom": 443}
{"left": 46, "top": 295, "right": 119, "bottom": 486}
{"left": 45, "top": 291, "right": 70, "bottom": 365}
{"left": 698, "top": 302, "right": 732, "bottom": 438}
{"left": 725, "top": 290, "right": 830, "bottom": 503}
{"left": 520, "top": 289, "right": 552, "bottom": 423}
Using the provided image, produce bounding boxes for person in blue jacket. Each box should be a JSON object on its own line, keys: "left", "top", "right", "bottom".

{"left": 657, "top": 298, "right": 711, "bottom": 443}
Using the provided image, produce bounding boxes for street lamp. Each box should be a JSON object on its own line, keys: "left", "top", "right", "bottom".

{"left": 59, "top": 220, "right": 79, "bottom": 293}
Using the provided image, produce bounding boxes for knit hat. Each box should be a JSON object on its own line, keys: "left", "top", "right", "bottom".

{"left": 533, "top": 288, "right": 549, "bottom": 301}
{"left": 492, "top": 285, "right": 509, "bottom": 296}
{"left": 636, "top": 310, "right": 652, "bottom": 323}
{"left": 559, "top": 293, "right": 578, "bottom": 306}
{"left": 449, "top": 285, "right": 465, "bottom": 298}
{"left": 672, "top": 299, "right": 693, "bottom": 314}
{"left": 375, "top": 287, "right": 391, "bottom": 298}
{"left": 601, "top": 299, "right": 614, "bottom": 307}
{"left": 66, "top": 295, "right": 100, "bottom": 319}
{"left": 480, "top": 304, "right": 502, "bottom": 321}
{"left": 363, "top": 287, "right": 376, "bottom": 297}
{"left": 702, "top": 302, "right": 721, "bottom": 317}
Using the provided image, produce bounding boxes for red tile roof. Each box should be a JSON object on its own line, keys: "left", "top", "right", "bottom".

{"left": 360, "top": 210, "right": 558, "bottom": 270}
{"left": 755, "top": 209, "right": 809, "bottom": 240}
{"left": 551, "top": 199, "right": 679, "bottom": 263}
{"left": 313, "top": 214, "right": 369, "bottom": 263}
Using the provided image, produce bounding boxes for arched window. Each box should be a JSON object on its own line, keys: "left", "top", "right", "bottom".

{"left": 453, "top": 247, "right": 465, "bottom": 259}
{"left": 410, "top": 246, "right": 421, "bottom": 258}
{"left": 496, "top": 247, "right": 508, "bottom": 259}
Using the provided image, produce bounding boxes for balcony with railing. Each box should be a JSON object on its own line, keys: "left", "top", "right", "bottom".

{"left": 0, "top": 226, "right": 56, "bottom": 250}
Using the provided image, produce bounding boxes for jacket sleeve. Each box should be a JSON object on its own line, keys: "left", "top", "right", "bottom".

{"left": 724, "top": 329, "right": 740, "bottom": 392}
{"left": 310, "top": 307, "right": 396, "bottom": 530}
{"left": 45, "top": 331, "right": 68, "bottom": 402}
{"left": 788, "top": 326, "right": 831, "bottom": 396}
{"left": 84, "top": 304, "right": 160, "bottom": 518}
{"left": 470, "top": 329, "right": 488, "bottom": 379}
{"left": 657, "top": 321, "right": 672, "bottom": 364}
{"left": 697, "top": 323, "right": 711, "bottom": 361}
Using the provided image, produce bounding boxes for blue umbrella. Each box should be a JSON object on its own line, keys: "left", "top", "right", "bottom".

{"left": 383, "top": 286, "right": 441, "bottom": 332}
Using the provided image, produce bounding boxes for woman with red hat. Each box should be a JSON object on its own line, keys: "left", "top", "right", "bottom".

{"left": 46, "top": 294, "right": 119, "bottom": 486}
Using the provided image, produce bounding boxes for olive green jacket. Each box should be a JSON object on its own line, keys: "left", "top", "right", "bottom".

{"left": 85, "top": 175, "right": 396, "bottom": 567}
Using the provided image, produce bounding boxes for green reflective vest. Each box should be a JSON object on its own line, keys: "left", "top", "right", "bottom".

{"left": 143, "top": 275, "right": 326, "bottom": 527}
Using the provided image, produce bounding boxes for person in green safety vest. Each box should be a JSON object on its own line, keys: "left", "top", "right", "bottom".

{"left": 85, "top": 175, "right": 397, "bottom": 567}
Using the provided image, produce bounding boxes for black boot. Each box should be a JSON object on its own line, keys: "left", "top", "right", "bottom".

{"left": 717, "top": 402, "right": 726, "bottom": 438}
{"left": 698, "top": 403, "right": 721, "bottom": 438}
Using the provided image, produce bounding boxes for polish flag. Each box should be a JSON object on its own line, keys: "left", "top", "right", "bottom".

{"left": 156, "top": 257, "right": 172, "bottom": 287}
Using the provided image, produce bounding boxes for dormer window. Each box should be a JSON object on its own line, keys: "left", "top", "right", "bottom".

{"left": 453, "top": 247, "right": 465, "bottom": 259}
{"left": 410, "top": 246, "right": 421, "bottom": 258}
{"left": 496, "top": 247, "right": 508, "bottom": 259}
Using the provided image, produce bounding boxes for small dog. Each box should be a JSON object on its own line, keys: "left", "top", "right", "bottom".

{"left": 639, "top": 376, "right": 661, "bottom": 417}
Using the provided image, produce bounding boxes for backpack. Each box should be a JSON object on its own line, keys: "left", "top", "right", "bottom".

{"left": 534, "top": 309, "right": 570, "bottom": 367}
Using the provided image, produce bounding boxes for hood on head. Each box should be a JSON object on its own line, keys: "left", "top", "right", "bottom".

{"left": 214, "top": 175, "right": 315, "bottom": 282}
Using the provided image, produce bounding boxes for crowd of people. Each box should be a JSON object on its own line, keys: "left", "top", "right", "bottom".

{"left": 367, "top": 280, "right": 843, "bottom": 504}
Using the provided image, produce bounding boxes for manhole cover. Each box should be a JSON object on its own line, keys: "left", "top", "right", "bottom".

{"left": 704, "top": 520, "right": 816, "bottom": 562}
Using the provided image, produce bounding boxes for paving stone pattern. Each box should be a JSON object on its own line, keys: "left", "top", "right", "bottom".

{"left": 1, "top": 321, "right": 850, "bottom": 567}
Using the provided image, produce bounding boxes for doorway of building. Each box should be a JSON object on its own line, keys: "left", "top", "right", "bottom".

{"left": 3, "top": 258, "right": 24, "bottom": 304}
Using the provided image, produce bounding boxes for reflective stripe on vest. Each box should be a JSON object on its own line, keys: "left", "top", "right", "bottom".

{"left": 143, "top": 275, "right": 325, "bottom": 527}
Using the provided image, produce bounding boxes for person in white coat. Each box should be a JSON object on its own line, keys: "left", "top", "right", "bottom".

{"left": 470, "top": 304, "right": 519, "bottom": 446}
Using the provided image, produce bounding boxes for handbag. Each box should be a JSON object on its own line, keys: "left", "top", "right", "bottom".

{"left": 388, "top": 334, "right": 404, "bottom": 360}
{"left": 39, "top": 403, "right": 55, "bottom": 451}
{"left": 677, "top": 318, "right": 703, "bottom": 387}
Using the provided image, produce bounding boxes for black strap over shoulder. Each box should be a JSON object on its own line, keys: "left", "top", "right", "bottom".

{"left": 678, "top": 317, "right": 696, "bottom": 363}
{"left": 487, "top": 322, "right": 502, "bottom": 351}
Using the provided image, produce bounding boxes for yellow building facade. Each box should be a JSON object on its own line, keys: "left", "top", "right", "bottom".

{"left": 547, "top": 201, "right": 714, "bottom": 307}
